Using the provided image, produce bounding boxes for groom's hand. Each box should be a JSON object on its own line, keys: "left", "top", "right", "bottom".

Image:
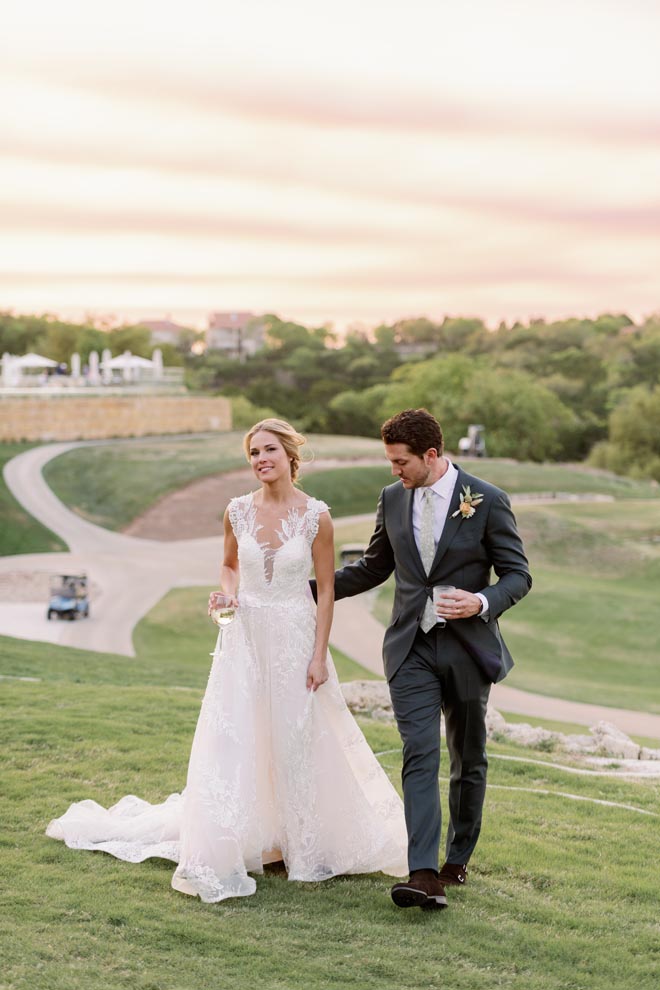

{"left": 436, "top": 589, "right": 483, "bottom": 621}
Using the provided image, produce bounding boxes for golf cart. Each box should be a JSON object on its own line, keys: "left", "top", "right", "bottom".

{"left": 339, "top": 544, "right": 366, "bottom": 565}
{"left": 47, "top": 574, "right": 90, "bottom": 621}
{"left": 458, "top": 424, "right": 487, "bottom": 458}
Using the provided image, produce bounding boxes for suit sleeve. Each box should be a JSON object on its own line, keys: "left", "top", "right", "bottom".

{"left": 310, "top": 489, "right": 395, "bottom": 602}
{"left": 480, "top": 491, "right": 532, "bottom": 619}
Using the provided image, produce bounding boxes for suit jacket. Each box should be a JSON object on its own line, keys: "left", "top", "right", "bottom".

{"left": 330, "top": 465, "right": 532, "bottom": 683}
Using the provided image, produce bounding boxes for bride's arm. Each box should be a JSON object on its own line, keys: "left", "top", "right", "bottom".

{"left": 208, "top": 508, "right": 240, "bottom": 613}
{"left": 307, "top": 512, "right": 335, "bottom": 691}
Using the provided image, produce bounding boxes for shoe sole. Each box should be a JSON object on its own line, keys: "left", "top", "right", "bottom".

{"left": 391, "top": 885, "right": 428, "bottom": 908}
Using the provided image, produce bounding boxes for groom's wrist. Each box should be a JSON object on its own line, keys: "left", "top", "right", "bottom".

{"left": 475, "top": 592, "right": 489, "bottom": 619}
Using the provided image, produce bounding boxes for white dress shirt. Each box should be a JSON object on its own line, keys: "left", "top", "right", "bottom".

{"left": 412, "top": 460, "right": 489, "bottom": 619}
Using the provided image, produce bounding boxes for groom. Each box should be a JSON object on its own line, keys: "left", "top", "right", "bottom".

{"left": 328, "top": 409, "right": 531, "bottom": 910}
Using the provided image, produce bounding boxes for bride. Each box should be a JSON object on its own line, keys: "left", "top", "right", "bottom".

{"left": 47, "top": 418, "right": 408, "bottom": 901}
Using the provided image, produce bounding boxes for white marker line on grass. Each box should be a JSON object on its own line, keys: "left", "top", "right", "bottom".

{"left": 377, "top": 754, "right": 657, "bottom": 816}
{"left": 490, "top": 753, "right": 660, "bottom": 778}
{"left": 379, "top": 749, "right": 660, "bottom": 780}
{"left": 484, "top": 783, "right": 657, "bottom": 816}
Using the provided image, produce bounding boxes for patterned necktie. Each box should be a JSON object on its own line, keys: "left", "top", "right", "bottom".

{"left": 420, "top": 487, "right": 437, "bottom": 632}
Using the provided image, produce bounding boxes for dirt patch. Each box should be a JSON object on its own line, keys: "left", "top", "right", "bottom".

{"left": 122, "top": 470, "right": 252, "bottom": 540}
{"left": 122, "top": 458, "right": 385, "bottom": 541}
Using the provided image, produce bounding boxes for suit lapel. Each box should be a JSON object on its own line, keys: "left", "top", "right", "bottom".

{"left": 429, "top": 469, "right": 463, "bottom": 573}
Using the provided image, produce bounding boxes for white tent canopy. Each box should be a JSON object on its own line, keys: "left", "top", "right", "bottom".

{"left": 13, "top": 352, "right": 59, "bottom": 368}
{"left": 100, "top": 353, "right": 154, "bottom": 369}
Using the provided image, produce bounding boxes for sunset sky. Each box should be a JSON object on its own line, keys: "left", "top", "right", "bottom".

{"left": 2, "top": 0, "right": 659, "bottom": 330}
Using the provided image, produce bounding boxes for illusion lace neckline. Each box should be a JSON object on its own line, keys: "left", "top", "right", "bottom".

{"left": 247, "top": 491, "right": 318, "bottom": 553}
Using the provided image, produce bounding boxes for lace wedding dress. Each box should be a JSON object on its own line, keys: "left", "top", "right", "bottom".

{"left": 47, "top": 494, "right": 408, "bottom": 901}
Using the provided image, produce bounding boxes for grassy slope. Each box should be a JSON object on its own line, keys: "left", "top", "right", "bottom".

{"left": 1, "top": 564, "right": 659, "bottom": 990}
{"left": 0, "top": 443, "right": 67, "bottom": 555}
{"left": 2, "top": 624, "right": 659, "bottom": 989}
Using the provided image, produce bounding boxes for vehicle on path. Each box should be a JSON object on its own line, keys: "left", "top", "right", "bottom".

{"left": 458, "top": 424, "right": 487, "bottom": 457}
{"left": 47, "top": 574, "right": 90, "bottom": 621}
{"left": 339, "top": 544, "right": 366, "bottom": 565}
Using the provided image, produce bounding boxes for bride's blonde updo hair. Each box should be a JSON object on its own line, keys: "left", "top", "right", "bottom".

{"left": 243, "top": 418, "right": 308, "bottom": 483}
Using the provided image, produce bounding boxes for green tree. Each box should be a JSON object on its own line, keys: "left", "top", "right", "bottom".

{"left": 108, "top": 324, "right": 152, "bottom": 357}
{"left": 342, "top": 353, "right": 577, "bottom": 459}
{"left": 326, "top": 384, "right": 392, "bottom": 436}
{"left": 0, "top": 312, "right": 51, "bottom": 355}
{"left": 592, "top": 385, "right": 660, "bottom": 480}
{"left": 460, "top": 368, "right": 579, "bottom": 461}
{"left": 154, "top": 343, "right": 183, "bottom": 367}
{"left": 37, "top": 321, "right": 79, "bottom": 364}
{"left": 75, "top": 327, "right": 109, "bottom": 364}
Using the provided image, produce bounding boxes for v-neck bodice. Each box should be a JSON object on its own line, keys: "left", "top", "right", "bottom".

{"left": 228, "top": 492, "right": 329, "bottom": 604}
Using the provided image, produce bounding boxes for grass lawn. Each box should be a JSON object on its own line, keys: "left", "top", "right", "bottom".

{"left": 2, "top": 612, "right": 659, "bottom": 989}
{"left": 0, "top": 443, "right": 67, "bottom": 556}
{"left": 303, "top": 466, "right": 393, "bottom": 517}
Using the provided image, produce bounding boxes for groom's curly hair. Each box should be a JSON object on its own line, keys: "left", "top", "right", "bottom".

{"left": 381, "top": 408, "right": 444, "bottom": 457}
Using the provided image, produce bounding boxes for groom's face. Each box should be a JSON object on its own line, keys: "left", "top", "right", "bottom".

{"left": 384, "top": 443, "right": 435, "bottom": 489}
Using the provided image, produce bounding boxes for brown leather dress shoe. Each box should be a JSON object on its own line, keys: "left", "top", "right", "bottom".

{"left": 391, "top": 869, "right": 448, "bottom": 910}
{"left": 438, "top": 862, "right": 468, "bottom": 886}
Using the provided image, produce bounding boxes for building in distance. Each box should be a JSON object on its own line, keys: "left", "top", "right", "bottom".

{"left": 206, "top": 312, "right": 265, "bottom": 359}
{"left": 139, "top": 319, "right": 195, "bottom": 347}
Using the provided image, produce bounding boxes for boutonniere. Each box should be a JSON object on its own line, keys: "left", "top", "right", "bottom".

{"left": 451, "top": 484, "right": 484, "bottom": 519}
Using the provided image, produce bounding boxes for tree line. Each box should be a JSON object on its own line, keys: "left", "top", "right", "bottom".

{"left": 2, "top": 310, "right": 660, "bottom": 480}
{"left": 188, "top": 313, "right": 660, "bottom": 479}
{"left": 0, "top": 312, "right": 196, "bottom": 368}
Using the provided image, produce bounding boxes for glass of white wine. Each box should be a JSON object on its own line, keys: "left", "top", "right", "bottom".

{"left": 209, "top": 592, "right": 236, "bottom": 654}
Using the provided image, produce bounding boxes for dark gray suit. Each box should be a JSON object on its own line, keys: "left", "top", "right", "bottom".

{"left": 330, "top": 465, "right": 531, "bottom": 871}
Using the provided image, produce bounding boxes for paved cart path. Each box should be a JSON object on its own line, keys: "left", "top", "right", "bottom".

{"left": 3, "top": 441, "right": 660, "bottom": 740}
{"left": 2, "top": 442, "right": 221, "bottom": 656}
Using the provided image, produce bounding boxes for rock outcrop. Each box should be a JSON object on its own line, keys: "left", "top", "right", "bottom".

{"left": 341, "top": 680, "right": 660, "bottom": 762}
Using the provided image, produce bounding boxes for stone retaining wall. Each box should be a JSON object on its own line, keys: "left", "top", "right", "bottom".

{"left": 0, "top": 394, "right": 232, "bottom": 441}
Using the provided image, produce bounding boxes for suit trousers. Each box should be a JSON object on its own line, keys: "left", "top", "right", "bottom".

{"left": 388, "top": 623, "right": 491, "bottom": 873}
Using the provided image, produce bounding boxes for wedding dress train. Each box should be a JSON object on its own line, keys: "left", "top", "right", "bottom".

{"left": 47, "top": 494, "right": 408, "bottom": 901}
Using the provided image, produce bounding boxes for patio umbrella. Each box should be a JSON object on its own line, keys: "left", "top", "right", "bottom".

{"left": 13, "top": 352, "right": 59, "bottom": 368}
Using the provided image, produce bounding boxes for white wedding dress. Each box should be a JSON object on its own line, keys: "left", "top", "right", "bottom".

{"left": 47, "top": 493, "right": 408, "bottom": 901}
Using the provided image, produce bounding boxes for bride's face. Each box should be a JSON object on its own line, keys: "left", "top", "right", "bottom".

{"left": 249, "top": 430, "right": 292, "bottom": 483}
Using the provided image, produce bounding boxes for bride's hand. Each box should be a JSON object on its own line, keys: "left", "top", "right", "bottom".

{"left": 207, "top": 591, "right": 239, "bottom": 615}
{"left": 306, "top": 657, "right": 329, "bottom": 692}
